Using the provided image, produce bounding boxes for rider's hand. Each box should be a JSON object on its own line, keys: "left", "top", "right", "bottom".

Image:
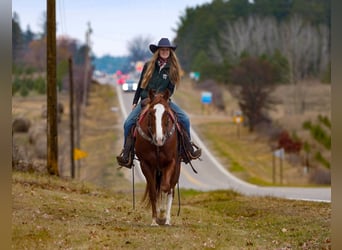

{"left": 132, "top": 104, "right": 137, "bottom": 110}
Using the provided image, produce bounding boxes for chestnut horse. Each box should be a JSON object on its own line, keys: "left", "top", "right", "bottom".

{"left": 135, "top": 90, "right": 181, "bottom": 226}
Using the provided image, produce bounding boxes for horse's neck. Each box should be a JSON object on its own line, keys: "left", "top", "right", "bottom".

{"left": 138, "top": 105, "right": 150, "bottom": 125}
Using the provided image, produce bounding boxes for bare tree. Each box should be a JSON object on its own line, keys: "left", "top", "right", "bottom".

{"left": 279, "top": 15, "right": 324, "bottom": 113}
{"left": 211, "top": 14, "right": 330, "bottom": 82}
{"left": 318, "top": 24, "right": 330, "bottom": 74}
{"left": 23, "top": 38, "right": 47, "bottom": 72}
{"left": 212, "top": 14, "right": 330, "bottom": 114}
{"left": 127, "top": 35, "right": 152, "bottom": 63}
{"left": 211, "top": 16, "right": 279, "bottom": 62}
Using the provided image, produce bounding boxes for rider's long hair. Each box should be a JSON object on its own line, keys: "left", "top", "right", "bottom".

{"left": 141, "top": 49, "right": 181, "bottom": 89}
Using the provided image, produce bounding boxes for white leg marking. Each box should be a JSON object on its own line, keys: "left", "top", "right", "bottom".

{"left": 151, "top": 218, "right": 158, "bottom": 226}
{"left": 165, "top": 191, "right": 173, "bottom": 225}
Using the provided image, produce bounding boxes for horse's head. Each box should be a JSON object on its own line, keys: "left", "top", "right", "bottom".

{"left": 147, "top": 89, "right": 173, "bottom": 146}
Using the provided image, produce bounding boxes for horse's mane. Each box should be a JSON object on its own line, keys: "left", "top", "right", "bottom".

{"left": 148, "top": 89, "right": 170, "bottom": 107}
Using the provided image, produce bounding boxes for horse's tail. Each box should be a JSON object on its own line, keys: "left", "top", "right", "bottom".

{"left": 142, "top": 170, "right": 163, "bottom": 207}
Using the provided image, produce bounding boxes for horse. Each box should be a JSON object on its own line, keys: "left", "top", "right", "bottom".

{"left": 134, "top": 89, "right": 181, "bottom": 226}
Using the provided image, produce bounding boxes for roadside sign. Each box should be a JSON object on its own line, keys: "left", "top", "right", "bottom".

{"left": 201, "top": 91, "right": 212, "bottom": 104}
{"left": 274, "top": 148, "right": 285, "bottom": 159}
{"left": 74, "top": 148, "right": 88, "bottom": 160}
{"left": 233, "top": 115, "right": 243, "bottom": 124}
{"left": 190, "top": 71, "right": 200, "bottom": 81}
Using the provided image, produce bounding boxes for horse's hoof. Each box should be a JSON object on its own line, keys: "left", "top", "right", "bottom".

{"left": 156, "top": 217, "right": 166, "bottom": 225}
{"left": 151, "top": 219, "right": 159, "bottom": 226}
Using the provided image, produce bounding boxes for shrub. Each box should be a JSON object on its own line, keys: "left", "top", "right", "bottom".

{"left": 277, "top": 130, "right": 302, "bottom": 154}
{"left": 12, "top": 117, "right": 31, "bottom": 133}
{"left": 309, "top": 167, "right": 331, "bottom": 185}
{"left": 34, "top": 77, "right": 46, "bottom": 94}
{"left": 12, "top": 77, "right": 21, "bottom": 96}
{"left": 19, "top": 84, "right": 29, "bottom": 97}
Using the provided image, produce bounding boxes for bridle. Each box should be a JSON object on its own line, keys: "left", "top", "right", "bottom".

{"left": 136, "top": 103, "right": 176, "bottom": 146}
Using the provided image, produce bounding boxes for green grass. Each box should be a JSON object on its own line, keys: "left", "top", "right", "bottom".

{"left": 12, "top": 171, "right": 331, "bottom": 249}
{"left": 195, "top": 121, "right": 310, "bottom": 186}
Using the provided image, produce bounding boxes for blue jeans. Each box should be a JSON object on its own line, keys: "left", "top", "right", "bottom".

{"left": 123, "top": 101, "right": 190, "bottom": 143}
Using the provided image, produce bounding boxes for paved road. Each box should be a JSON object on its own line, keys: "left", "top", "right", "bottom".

{"left": 115, "top": 84, "right": 331, "bottom": 203}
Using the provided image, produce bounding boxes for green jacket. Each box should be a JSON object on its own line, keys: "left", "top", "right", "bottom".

{"left": 132, "top": 61, "right": 175, "bottom": 105}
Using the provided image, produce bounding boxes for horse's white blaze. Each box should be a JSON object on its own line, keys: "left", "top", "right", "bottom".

{"left": 154, "top": 104, "right": 165, "bottom": 146}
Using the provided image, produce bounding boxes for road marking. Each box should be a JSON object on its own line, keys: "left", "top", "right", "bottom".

{"left": 181, "top": 166, "right": 209, "bottom": 188}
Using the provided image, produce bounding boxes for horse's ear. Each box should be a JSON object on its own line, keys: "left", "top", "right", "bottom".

{"left": 148, "top": 89, "right": 155, "bottom": 101}
{"left": 163, "top": 89, "right": 170, "bottom": 101}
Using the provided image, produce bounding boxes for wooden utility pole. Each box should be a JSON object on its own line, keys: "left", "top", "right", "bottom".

{"left": 68, "top": 57, "right": 75, "bottom": 178}
{"left": 272, "top": 153, "right": 276, "bottom": 184}
{"left": 46, "top": 0, "right": 59, "bottom": 175}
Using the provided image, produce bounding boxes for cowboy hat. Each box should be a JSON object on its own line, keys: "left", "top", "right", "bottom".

{"left": 149, "top": 38, "right": 177, "bottom": 53}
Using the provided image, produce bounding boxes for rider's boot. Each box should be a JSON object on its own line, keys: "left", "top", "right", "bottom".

{"left": 182, "top": 132, "right": 201, "bottom": 163}
{"left": 116, "top": 131, "right": 135, "bottom": 168}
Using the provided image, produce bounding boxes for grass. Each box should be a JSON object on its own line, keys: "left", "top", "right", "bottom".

{"left": 12, "top": 171, "right": 331, "bottom": 249}
{"left": 173, "top": 78, "right": 331, "bottom": 186}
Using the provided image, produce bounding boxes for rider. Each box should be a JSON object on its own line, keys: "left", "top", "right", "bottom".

{"left": 116, "top": 38, "right": 201, "bottom": 168}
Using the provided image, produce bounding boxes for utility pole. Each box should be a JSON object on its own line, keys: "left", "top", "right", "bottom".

{"left": 46, "top": 0, "right": 59, "bottom": 176}
{"left": 75, "top": 22, "right": 92, "bottom": 176}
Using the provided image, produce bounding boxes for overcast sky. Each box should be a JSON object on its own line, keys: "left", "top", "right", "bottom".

{"left": 12, "top": 0, "right": 212, "bottom": 57}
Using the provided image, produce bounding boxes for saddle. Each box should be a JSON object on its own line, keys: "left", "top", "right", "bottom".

{"left": 133, "top": 104, "right": 198, "bottom": 174}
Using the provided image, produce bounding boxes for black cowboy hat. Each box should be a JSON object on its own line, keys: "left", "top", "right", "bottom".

{"left": 149, "top": 38, "right": 177, "bottom": 53}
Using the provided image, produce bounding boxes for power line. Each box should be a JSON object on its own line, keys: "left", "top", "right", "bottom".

{"left": 61, "top": 0, "right": 67, "bottom": 34}
{"left": 57, "top": 0, "right": 67, "bottom": 35}
{"left": 57, "top": 0, "right": 64, "bottom": 34}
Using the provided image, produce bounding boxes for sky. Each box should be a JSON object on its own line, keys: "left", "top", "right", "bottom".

{"left": 12, "top": 0, "right": 212, "bottom": 57}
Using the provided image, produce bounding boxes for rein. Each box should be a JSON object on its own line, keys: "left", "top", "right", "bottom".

{"left": 136, "top": 110, "right": 176, "bottom": 146}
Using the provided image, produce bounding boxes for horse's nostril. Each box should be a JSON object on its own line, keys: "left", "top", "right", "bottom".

{"left": 157, "top": 138, "right": 164, "bottom": 146}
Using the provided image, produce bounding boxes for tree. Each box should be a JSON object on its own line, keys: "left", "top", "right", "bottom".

{"left": 213, "top": 15, "right": 280, "bottom": 63}
{"left": 173, "top": 0, "right": 330, "bottom": 79}
{"left": 12, "top": 12, "right": 23, "bottom": 63}
{"left": 38, "top": 11, "right": 47, "bottom": 38}
{"left": 23, "top": 25, "right": 35, "bottom": 49}
{"left": 302, "top": 115, "right": 331, "bottom": 169}
{"left": 277, "top": 130, "right": 302, "bottom": 154}
{"left": 230, "top": 57, "right": 277, "bottom": 131}
{"left": 23, "top": 38, "right": 47, "bottom": 72}
{"left": 127, "top": 35, "right": 152, "bottom": 63}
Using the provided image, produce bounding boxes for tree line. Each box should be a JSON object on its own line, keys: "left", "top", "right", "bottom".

{"left": 174, "top": 0, "right": 330, "bottom": 174}
{"left": 174, "top": 0, "right": 330, "bottom": 84}
{"left": 12, "top": 11, "right": 93, "bottom": 100}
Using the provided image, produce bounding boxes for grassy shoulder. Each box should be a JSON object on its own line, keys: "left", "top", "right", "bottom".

{"left": 173, "top": 79, "right": 329, "bottom": 186}
{"left": 12, "top": 171, "right": 330, "bottom": 249}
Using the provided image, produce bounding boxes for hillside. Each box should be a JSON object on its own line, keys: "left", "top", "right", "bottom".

{"left": 172, "top": 78, "right": 331, "bottom": 186}
{"left": 12, "top": 170, "right": 330, "bottom": 249}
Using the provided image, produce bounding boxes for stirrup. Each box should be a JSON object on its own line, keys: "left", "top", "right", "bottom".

{"left": 189, "top": 142, "right": 201, "bottom": 159}
{"left": 116, "top": 151, "right": 133, "bottom": 168}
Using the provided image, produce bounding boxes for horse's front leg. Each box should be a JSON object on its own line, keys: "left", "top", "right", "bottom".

{"left": 165, "top": 190, "right": 173, "bottom": 225}
{"left": 150, "top": 191, "right": 159, "bottom": 226}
